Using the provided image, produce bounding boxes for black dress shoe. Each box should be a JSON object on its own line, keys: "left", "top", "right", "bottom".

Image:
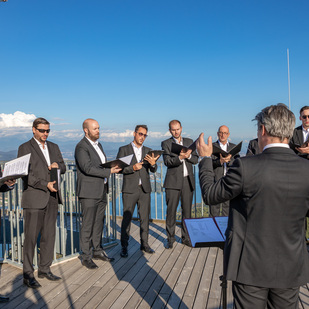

{"left": 120, "top": 247, "right": 128, "bottom": 258}
{"left": 93, "top": 251, "right": 115, "bottom": 262}
{"left": 23, "top": 277, "right": 42, "bottom": 289}
{"left": 181, "top": 239, "right": 191, "bottom": 247}
{"left": 165, "top": 242, "right": 174, "bottom": 249}
{"left": 140, "top": 246, "right": 155, "bottom": 254}
{"left": 81, "top": 259, "right": 98, "bottom": 269}
{"left": 0, "top": 296, "right": 9, "bottom": 303}
{"left": 38, "top": 271, "right": 61, "bottom": 281}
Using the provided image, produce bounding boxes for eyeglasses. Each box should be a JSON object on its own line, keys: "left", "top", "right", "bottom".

{"left": 302, "top": 115, "right": 309, "bottom": 119}
{"left": 136, "top": 132, "right": 148, "bottom": 138}
{"left": 218, "top": 132, "right": 229, "bottom": 135}
{"left": 36, "top": 128, "right": 50, "bottom": 133}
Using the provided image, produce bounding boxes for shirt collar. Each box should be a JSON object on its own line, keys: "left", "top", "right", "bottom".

{"left": 263, "top": 143, "right": 289, "bottom": 151}
{"left": 302, "top": 126, "right": 309, "bottom": 133}
{"left": 86, "top": 136, "right": 99, "bottom": 146}
{"left": 131, "top": 141, "right": 143, "bottom": 150}
{"left": 218, "top": 140, "right": 229, "bottom": 147}
{"left": 33, "top": 137, "right": 47, "bottom": 149}
{"left": 173, "top": 137, "right": 183, "bottom": 144}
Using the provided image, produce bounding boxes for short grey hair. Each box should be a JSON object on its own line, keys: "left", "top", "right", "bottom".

{"left": 254, "top": 103, "right": 295, "bottom": 142}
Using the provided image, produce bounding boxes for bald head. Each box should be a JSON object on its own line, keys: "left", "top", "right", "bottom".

{"left": 83, "top": 118, "right": 100, "bottom": 142}
{"left": 217, "top": 125, "right": 230, "bottom": 145}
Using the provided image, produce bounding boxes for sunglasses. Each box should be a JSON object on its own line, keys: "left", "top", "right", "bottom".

{"left": 136, "top": 132, "right": 148, "bottom": 138}
{"left": 36, "top": 128, "right": 50, "bottom": 133}
{"left": 302, "top": 115, "right": 309, "bottom": 119}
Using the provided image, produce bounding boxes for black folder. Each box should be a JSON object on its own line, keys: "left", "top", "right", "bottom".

{"left": 212, "top": 141, "right": 242, "bottom": 158}
{"left": 171, "top": 138, "right": 198, "bottom": 155}
{"left": 144, "top": 150, "right": 164, "bottom": 160}
{"left": 50, "top": 168, "right": 60, "bottom": 190}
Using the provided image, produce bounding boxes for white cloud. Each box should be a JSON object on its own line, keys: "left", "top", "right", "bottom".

{"left": 0, "top": 111, "right": 36, "bottom": 129}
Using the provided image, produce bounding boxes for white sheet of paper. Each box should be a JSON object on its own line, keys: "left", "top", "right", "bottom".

{"left": 119, "top": 154, "right": 134, "bottom": 165}
{"left": 184, "top": 218, "right": 225, "bottom": 247}
{"left": 1, "top": 153, "right": 31, "bottom": 178}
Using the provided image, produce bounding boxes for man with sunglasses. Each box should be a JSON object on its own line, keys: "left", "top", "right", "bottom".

{"left": 18, "top": 117, "right": 66, "bottom": 288}
{"left": 162, "top": 120, "right": 198, "bottom": 249}
{"left": 117, "top": 125, "right": 159, "bottom": 258}
{"left": 210, "top": 125, "right": 240, "bottom": 217}
{"left": 290, "top": 106, "right": 309, "bottom": 159}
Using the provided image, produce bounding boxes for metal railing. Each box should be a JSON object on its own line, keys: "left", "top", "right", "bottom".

{"left": 0, "top": 160, "right": 207, "bottom": 268}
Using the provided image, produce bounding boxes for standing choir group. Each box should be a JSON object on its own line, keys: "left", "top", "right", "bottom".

{"left": 1, "top": 103, "right": 309, "bottom": 308}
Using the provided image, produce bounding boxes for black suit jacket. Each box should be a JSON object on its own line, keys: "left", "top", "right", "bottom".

{"left": 161, "top": 137, "right": 198, "bottom": 190}
{"left": 116, "top": 144, "right": 157, "bottom": 193}
{"left": 75, "top": 137, "right": 111, "bottom": 199}
{"left": 246, "top": 138, "right": 260, "bottom": 156}
{"left": 17, "top": 138, "right": 66, "bottom": 208}
{"left": 199, "top": 147, "right": 309, "bottom": 289}
{"left": 290, "top": 125, "right": 309, "bottom": 159}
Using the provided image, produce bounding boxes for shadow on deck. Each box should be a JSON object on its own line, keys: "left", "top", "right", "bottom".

{"left": 0, "top": 219, "right": 307, "bottom": 309}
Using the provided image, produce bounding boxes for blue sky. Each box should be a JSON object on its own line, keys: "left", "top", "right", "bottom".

{"left": 0, "top": 0, "right": 309, "bottom": 153}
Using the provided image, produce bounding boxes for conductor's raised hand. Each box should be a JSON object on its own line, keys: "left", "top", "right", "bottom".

{"left": 196, "top": 133, "right": 213, "bottom": 157}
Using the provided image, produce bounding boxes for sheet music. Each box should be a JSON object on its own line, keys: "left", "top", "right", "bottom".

{"left": 184, "top": 218, "right": 225, "bottom": 247}
{"left": 1, "top": 153, "right": 31, "bottom": 178}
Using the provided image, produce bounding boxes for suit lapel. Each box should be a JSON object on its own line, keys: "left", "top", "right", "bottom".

{"left": 130, "top": 143, "right": 138, "bottom": 164}
{"left": 297, "top": 128, "right": 304, "bottom": 144}
{"left": 83, "top": 137, "right": 102, "bottom": 163}
{"left": 98, "top": 142, "right": 107, "bottom": 162}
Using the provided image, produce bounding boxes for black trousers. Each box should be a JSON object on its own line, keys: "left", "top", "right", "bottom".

{"left": 79, "top": 186, "right": 107, "bottom": 260}
{"left": 232, "top": 281, "right": 300, "bottom": 309}
{"left": 121, "top": 186, "right": 150, "bottom": 248}
{"left": 23, "top": 194, "right": 58, "bottom": 277}
{"left": 165, "top": 176, "right": 193, "bottom": 243}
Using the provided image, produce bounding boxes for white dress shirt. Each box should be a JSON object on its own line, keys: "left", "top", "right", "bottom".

{"left": 132, "top": 142, "right": 143, "bottom": 185}
{"left": 218, "top": 140, "right": 229, "bottom": 175}
{"left": 34, "top": 137, "right": 51, "bottom": 166}
{"left": 173, "top": 137, "right": 189, "bottom": 177}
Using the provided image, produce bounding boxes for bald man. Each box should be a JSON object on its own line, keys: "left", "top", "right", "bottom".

{"left": 75, "top": 119, "right": 121, "bottom": 269}
{"left": 210, "top": 125, "right": 240, "bottom": 217}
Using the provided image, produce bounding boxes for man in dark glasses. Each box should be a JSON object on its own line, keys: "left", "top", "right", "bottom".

{"left": 18, "top": 117, "right": 66, "bottom": 288}
{"left": 117, "top": 125, "right": 159, "bottom": 258}
{"left": 290, "top": 105, "right": 309, "bottom": 159}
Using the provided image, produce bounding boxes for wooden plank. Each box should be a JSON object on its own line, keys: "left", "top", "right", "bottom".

{"left": 179, "top": 247, "right": 209, "bottom": 309}
{"left": 207, "top": 248, "right": 223, "bottom": 309}
{"left": 299, "top": 284, "right": 309, "bottom": 309}
{"left": 165, "top": 247, "right": 200, "bottom": 309}
{"left": 192, "top": 247, "right": 216, "bottom": 309}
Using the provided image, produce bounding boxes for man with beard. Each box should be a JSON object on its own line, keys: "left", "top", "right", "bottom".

{"left": 75, "top": 119, "right": 121, "bottom": 269}
{"left": 117, "top": 125, "right": 159, "bottom": 258}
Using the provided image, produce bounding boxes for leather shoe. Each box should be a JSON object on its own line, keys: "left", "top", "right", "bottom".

{"left": 140, "top": 246, "right": 155, "bottom": 254}
{"left": 0, "top": 296, "right": 9, "bottom": 303}
{"left": 81, "top": 259, "right": 98, "bottom": 269}
{"left": 23, "top": 277, "right": 41, "bottom": 289}
{"left": 120, "top": 247, "right": 128, "bottom": 258}
{"left": 182, "top": 239, "right": 191, "bottom": 247}
{"left": 165, "top": 242, "right": 174, "bottom": 249}
{"left": 38, "top": 271, "right": 61, "bottom": 281}
{"left": 93, "top": 251, "right": 115, "bottom": 262}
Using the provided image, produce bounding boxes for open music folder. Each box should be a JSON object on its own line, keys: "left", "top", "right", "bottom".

{"left": 212, "top": 141, "right": 242, "bottom": 158}
{"left": 183, "top": 216, "right": 228, "bottom": 247}
{"left": 171, "top": 138, "right": 198, "bottom": 155}
{"left": 0, "top": 153, "right": 31, "bottom": 185}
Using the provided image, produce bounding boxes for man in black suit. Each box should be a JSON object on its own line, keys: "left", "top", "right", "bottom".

{"left": 290, "top": 105, "right": 309, "bottom": 159}
{"left": 117, "top": 125, "right": 159, "bottom": 258}
{"left": 75, "top": 119, "right": 121, "bottom": 269}
{"left": 0, "top": 175, "right": 15, "bottom": 302}
{"left": 161, "top": 120, "right": 198, "bottom": 248}
{"left": 211, "top": 125, "right": 240, "bottom": 217}
{"left": 246, "top": 138, "right": 260, "bottom": 156}
{"left": 197, "top": 103, "right": 309, "bottom": 308}
{"left": 18, "top": 117, "right": 66, "bottom": 288}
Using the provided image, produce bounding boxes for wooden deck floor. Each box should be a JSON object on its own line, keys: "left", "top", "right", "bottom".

{"left": 0, "top": 219, "right": 308, "bottom": 309}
